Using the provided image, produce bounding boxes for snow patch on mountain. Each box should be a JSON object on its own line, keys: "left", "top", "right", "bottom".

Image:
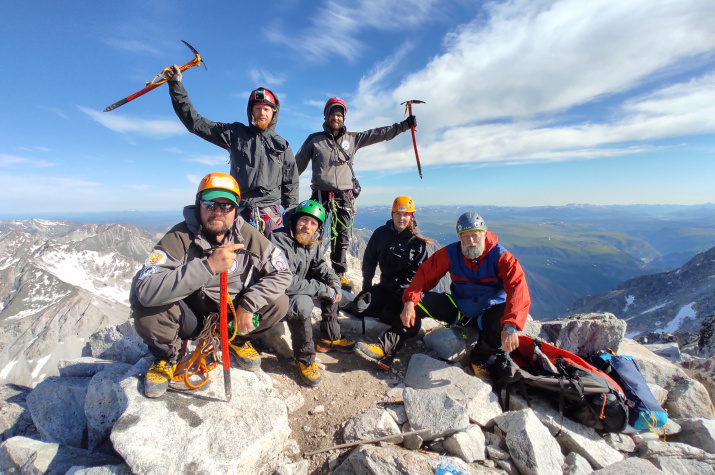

{"left": 40, "top": 246, "right": 134, "bottom": 305}
{"left": 662, "top": 302, "right": 697, "bottom": 333}
{"left": 639, "top": 302, "right": 669, "bottom": 315}
{"left": 623, "top": 295, "right": 635, "bottom": 313}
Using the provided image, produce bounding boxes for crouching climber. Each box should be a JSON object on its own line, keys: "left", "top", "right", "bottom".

{"left": 130, "top": 172, "right": 291, "bottom": 398}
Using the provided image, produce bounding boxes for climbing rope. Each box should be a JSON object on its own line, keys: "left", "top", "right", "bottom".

{"left": 171, "top": 290, "right": 240, "bottom": 390}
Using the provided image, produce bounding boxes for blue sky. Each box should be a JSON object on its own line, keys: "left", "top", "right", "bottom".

{"left": 1, "top": 0, "right": 714, "bottom": 215}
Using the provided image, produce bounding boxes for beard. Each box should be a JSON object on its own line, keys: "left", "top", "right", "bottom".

{"left": 461, "top": 240, "right": 485, "bottom": 260}
{"left": 203, "top": 216, "right": 232, "bottom": 239}
{"left": 295, "top": 231, "right": 320, "bottom": 247}
{"left": 295, "top": 233, "right": 320, "bottom": 247}
{"left": 254, "top": 116, "right": 271, "bottom": 130}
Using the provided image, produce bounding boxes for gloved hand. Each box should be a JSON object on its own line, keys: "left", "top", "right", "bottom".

{"left": 404, "top": 115, "right": 417, "bottom": 128}
{"left": 164, "top": 64, "right": 182, "bottom": 82}
{"left": 330, "top": 284, "right": 342, "bottom": 303}
{"left": 318, "top": 284, "right": 338, "bottom": 302}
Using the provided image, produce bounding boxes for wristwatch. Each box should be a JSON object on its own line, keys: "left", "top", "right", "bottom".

{"left": 503, "top": 324, "right": 517, "bottom": 335}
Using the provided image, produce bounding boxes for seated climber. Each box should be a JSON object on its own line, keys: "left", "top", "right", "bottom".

{"left": 351, "top": 196, "right": 431, "bottom": 369}
{"left": 269, "top": 200, "right": 356, "bottom": 387}
{"left": 130, "top": 172, "right": 291, "bottom": 398}
{"left": 355, "top": 211, "right": 530, "bottom": 373}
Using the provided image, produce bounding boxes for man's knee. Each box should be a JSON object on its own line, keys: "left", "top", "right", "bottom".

{"left": 287, "top": 294, "right": 314, "bottom": 321}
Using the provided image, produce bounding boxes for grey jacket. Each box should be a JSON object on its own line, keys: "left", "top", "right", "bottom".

{"left": 295, "top": 121, "right": 410, "bottom": 192}
{"left": 169, "top": 81, "right": 299, "bottom": 209}
{"left": 130, "top": 206, "right": 292, "bottom": 314}
{"left": 269, "top": 209, "right": 340, "bottom": 299}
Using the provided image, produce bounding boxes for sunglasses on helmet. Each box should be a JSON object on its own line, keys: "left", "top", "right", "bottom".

{"left": 200, "top": 200, "right": 236, "bottom": 213}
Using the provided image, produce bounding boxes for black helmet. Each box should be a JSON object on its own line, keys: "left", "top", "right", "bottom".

{"left": 456, "top": 212, "right": 486, "bottom": 235}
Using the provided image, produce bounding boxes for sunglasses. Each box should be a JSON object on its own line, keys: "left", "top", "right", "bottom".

{"left": 200, "top": 200, "right": 236, "bottom": 213}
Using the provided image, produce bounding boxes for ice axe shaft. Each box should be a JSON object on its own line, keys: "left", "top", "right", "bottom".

{"left": 219, "top": 271, "right": 232, "bottom": 402}
{"left": 401, "top": 100, "right": 425, "bottom": 179}
{"left": 103, "top": 40, "right": 206, "bottom": 112}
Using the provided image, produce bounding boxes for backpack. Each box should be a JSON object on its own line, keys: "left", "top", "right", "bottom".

{"left": 590, "top": 350, "right": 668, "bottom": 430}
{"left": 485, "top": 336, "right": 629, "bottom": 433}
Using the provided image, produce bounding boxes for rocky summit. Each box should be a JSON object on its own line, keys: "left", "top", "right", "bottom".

{"left": 1, "top": 219, "right": 714, "bottom": 474}
{"left": 1, "top": 309, "right": 714, "bottom": 474}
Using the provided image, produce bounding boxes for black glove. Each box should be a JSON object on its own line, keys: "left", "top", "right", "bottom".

{"left": 404, "top": 115, "right": 417, "bottom": 128}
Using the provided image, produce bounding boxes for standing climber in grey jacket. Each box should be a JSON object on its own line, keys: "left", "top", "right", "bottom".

{"left": 295, "top": 98, "right": 416, "bottom": 288}
{"left": 130, "top": 173, "right": 291, "bottom": 398}
{"left": 165, "top": 65, "right": 299, "bottom": 238}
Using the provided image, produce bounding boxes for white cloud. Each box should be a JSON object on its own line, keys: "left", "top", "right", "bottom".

{"left": 79, "top": 106, "right": 186, "bottom": 137}
{"left": 0, "top": 154, "right": 54, "bottom": 168}
{"left": 104, "top": 38, "right": 162, "bottom": 56}
{"left": 189, "top": 155, "right": 230, "bottom": 166}
{"left": 343, "top": 0, "right": 715, "bottom": 170}
{"left": 266, "top": 0, "right": 444, "bottom": 61}
{"left": 250, "top": 68, "right": 286, "bottom": 86}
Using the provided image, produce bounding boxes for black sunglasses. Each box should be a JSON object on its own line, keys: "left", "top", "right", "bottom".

{"left": 200, "top": 200, "right": 236, "bottom": 213}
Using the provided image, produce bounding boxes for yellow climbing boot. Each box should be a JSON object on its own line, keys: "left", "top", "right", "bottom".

{"left": 316, "top": 337, "right": 356, "bottom": 353}
{"left": 299, "top": 361, "right": 322, "bottom": 387}
{"left": 229, "top": 341, "right": 261, "bottom": 372}
{"left": 354, "top": 342, "right": 392, "bottom": 371}
{"left": 144, "top": 360, "right": 176, "bottom": 398}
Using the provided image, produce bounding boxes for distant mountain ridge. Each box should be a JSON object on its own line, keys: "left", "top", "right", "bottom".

{"left": 0, "top": 220, "right": 156, "bottom": 386}
{"left": 564, "top": 246, "right": 715, "bottom": 337}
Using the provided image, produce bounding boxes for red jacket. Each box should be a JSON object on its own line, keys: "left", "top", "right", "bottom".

{"left": 402, "top": 230, "right": 530, "bottom": 330}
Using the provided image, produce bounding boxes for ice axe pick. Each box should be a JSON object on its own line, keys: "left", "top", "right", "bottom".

{"left": 103, "top": 40, "right": 207, "bottom": 112}
{"left": 401, "top": 100, "right": 425, "bottom": 179}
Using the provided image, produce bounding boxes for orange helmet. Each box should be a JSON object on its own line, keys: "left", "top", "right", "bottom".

{"left": 392, "top": 196, "right": 415, "bottom": 213}
{"left": 197, "top": 172, "right": 241, "bottom": 204}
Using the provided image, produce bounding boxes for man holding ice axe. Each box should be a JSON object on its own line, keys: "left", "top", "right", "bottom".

{"left": 130, "top": 172, "right": 291, "bottom": 398}
{"left": 295, "top": 98, "right": 421, "bottom": 289}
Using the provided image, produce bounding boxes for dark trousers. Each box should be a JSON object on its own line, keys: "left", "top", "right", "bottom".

{"left": 285, "top": 295, "right": 341, "bottom": 365}
{"left": 311, "top": 190, "right": 353, "bottom": 274}
{"left": 133, "top": 292, "right": 289, "bottom": 362}
{"left": 376, "top": 291, "right": 506, "bottom": 359}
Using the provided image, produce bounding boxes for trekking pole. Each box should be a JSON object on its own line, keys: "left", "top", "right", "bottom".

{"left": 400, "top": 100, "right": 425, "bottom": 179}
{"left": 103, "top": 40, "right": 206, "bottom": 112}
{"left": 219, "top": 271, "right": 232, "bottom": 402}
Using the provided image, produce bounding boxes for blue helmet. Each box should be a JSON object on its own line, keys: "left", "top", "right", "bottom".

{"left": 456, "top": 212, "right": 486, "bottom": 235}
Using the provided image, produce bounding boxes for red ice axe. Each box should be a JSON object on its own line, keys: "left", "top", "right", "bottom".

{"left": 401, "top": 100, "right": 425, "bottom": 179}
{"left": 103, "top": 40, "right": 206, "bottom": 112}
{"left": 219, "top": 271, "right": 231, "bottom": 402}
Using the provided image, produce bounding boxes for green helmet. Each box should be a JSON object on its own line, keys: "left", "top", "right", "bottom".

{"left": 295, "top": 200, "right": 326, "bottom": 224}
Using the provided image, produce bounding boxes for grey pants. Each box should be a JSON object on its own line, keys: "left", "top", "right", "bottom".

{"left": 133, "top": 293, "right": 289, "bottom": 362}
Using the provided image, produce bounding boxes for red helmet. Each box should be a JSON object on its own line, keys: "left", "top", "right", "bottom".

{"left": 249, "top": 87, "right": 277, "bottom": 109}
{"left": 324, "top": 97, "right": 347, "bottom": 119}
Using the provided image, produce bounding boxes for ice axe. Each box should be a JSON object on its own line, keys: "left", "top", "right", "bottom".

{"left": 219, "top": 271, "right": 232, "bottom": 402}
{"left": 401, "top": 100, "right": 425, "bottom": 179}
{"left": 103, "top": 40, "right": 207, "bottom": 112}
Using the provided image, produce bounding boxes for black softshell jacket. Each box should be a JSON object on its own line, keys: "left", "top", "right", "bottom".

{"left": 362, "top": 220, "right": 429, "bottom": 292}
{"left": 169, "top": 81, "right": 299, "bottom": 209}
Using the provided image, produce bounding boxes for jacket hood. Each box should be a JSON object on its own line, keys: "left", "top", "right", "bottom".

{"left": 246, "top": 87, "right": 280, "bottom": 132}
